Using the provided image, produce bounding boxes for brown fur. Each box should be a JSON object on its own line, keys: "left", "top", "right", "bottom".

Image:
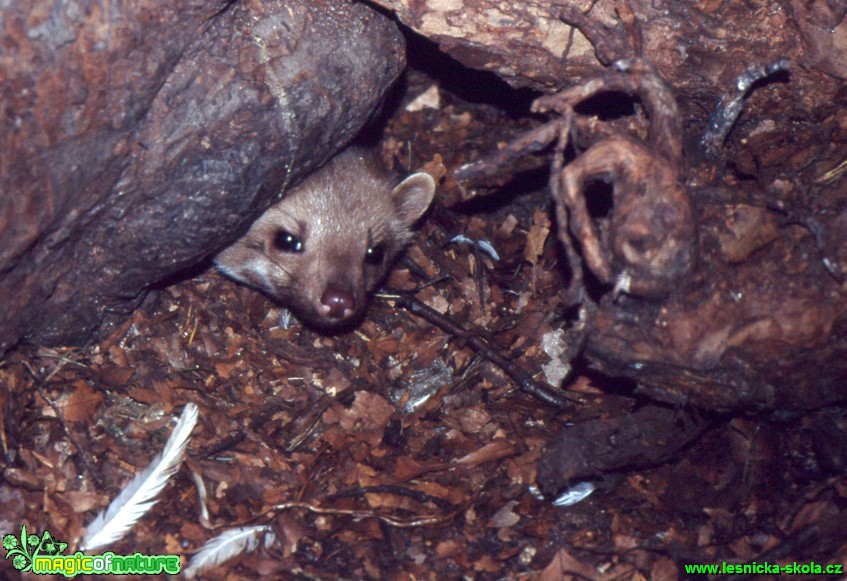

{"left": 216, "top": 148, "right": 435, "bottom": 330}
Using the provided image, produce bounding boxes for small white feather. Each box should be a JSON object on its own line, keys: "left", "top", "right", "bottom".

{"left": 190, "top": 469, "right": 210, "bottom": 523}
{"left": 476, "top": 239, "right": 500, "bottom": 261}
{"left": 552, "top": 481, "right": 596, "bottom": 507}
{"left": 184, "top": 526, "right": 276, "bottom": 578}
{"left": 81, "top": 403, "right": 199, "bottom": 551}
{"left": 449, "top": 234, "right": 473, "bottom": 246}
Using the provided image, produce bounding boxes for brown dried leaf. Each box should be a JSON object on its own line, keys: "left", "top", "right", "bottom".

{"left": 445, "top": 406, "right": 492, "bottom": 434}
{"left": 96, "top": 366, "right": 135, "bottom": 388}
{"left": 323, "top": 391, "right": 394, "bottom": 447}
{"left": 420, "top": 153, "right": 447, "bottom": 182}
{"left": 524, "top": 206, "right": 551, "bottom": 265}
{"left": 60, "top": 490, "right": 106, "bottom": 513}
{"left": 539, "top": 548, "right": 598, "bottom": 580}
{"left": 489, "top": 500, "right": 520, "bottom": 528}
{"left": 61, "top": 380, "right": 104, "bottom": 423}
{"left": 496, "top": 214, "right": 519, "bottom": 238}
{"left": 454, "top": 440, "right": 516, "bottom": 468}
{"left": 393, "top": 456, "right": 428, "bottom": 481}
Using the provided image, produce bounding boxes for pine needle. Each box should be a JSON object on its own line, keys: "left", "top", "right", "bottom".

{"left": 80, "top": 403, "right": 199, "bottom": 551}
{"left": 184, "top": 526, "right": 276, "bottom": 578}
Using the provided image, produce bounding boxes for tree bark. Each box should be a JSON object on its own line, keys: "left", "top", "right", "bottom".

{"left": 0, "top": 0, "right": 406, "bottom": 350}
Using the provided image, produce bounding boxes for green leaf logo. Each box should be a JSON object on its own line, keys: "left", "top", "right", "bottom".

{"left": 36, "top": 530, "right": 67, "bottom": 556}
{"left": 3, "top": 525, "right": 68, "bottom": 572}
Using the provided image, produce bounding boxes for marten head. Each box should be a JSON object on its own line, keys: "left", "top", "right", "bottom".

{"left": 216, "top": 149, "right": 435, "bottom": 331}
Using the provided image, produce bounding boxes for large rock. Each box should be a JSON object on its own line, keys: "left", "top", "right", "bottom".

{"left": 372, "top": 0, "right": 847, "bottom": 92}
{"left": 0, "top": 0, "right": 406, "bottom": 350}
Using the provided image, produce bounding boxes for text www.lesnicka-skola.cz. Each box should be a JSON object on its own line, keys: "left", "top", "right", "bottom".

{"left": 684, "top": 561, "right": 842, "bottom": 576}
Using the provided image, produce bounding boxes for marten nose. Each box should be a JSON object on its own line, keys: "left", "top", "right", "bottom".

{"left": 320, "top": 287, "right": 356, "bottom": 319}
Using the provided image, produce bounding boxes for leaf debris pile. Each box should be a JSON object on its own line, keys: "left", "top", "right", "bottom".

{"left": 2, "top": 64, "right": 846, "bottom": 579}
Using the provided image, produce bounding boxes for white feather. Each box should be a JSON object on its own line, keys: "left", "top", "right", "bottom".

{"left": 80, "top": 403, "right": 199, "bottom": 551}
{"left": 184, "top": 526, "right": 276, "bottom": 578}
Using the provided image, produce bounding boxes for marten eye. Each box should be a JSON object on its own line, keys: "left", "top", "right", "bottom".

{"left": 365, "top": 242, "right": 386, "bottom": 265}
{"left": 274, "top": 229, "right": 303, "bottom": 253}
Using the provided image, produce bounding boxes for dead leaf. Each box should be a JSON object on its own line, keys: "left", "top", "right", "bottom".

{"left": 524, "top": 207, "right": 551, "bottom": 265}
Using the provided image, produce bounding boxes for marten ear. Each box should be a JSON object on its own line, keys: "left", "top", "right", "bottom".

{"left": 391, "top": 172, "right": 436, "bottom": 225}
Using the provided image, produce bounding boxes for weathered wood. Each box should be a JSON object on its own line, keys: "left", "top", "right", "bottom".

{"left": 444, "top": 8, "right": 847, "bottom": 411}
{"left": 372, "top": 0, "right": 847, "bottom": 94}
{"left": 0, "top": 0, "right": 405, "bottom": 350}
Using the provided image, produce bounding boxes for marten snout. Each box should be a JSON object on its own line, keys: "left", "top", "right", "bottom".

{"left": 320, "top": 287, "right": 356, "bottom": 320}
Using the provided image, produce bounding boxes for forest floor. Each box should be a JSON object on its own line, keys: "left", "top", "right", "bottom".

{"left": 2, "top": 46, "right": 846, "bottom": 580}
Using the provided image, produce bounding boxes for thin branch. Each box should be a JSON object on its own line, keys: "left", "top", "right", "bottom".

{"left": 386, "top": 294, "right": 585, "bottom": 408}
